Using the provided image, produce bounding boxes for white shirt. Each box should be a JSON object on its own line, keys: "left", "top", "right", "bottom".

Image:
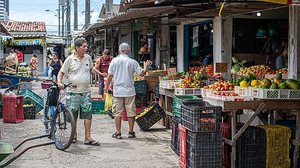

{"left": 108, "top": 54, "right": 143, "bottom": 97}
{"left": 60, "top": 54, "right": 93, "bottom": 93}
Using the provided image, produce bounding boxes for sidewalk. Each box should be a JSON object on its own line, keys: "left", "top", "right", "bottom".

{"left": 0, "top": 81, "right": 179, "bottom": 168}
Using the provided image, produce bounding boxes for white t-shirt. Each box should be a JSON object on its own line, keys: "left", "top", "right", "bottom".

{"left": 108, "top": 54, "right": 143, "bottom": 97}
{"left": 60, "top": 54, "right": 93, "bottom": 93}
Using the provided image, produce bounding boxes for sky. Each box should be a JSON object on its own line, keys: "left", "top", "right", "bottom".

{"left": 9, "top": 0, "right": 120, "bottom": 36}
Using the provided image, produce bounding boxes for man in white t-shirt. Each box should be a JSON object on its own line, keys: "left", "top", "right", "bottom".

{"left": 105, "top": 43, "right": 152, "bottom": 139}
{"left": 57, "top": 37, "right": 100, "bottom": 146}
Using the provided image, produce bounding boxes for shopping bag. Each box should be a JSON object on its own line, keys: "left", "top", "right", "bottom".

{"left": 104, "top": 93, "right": 112, "bottom": 111}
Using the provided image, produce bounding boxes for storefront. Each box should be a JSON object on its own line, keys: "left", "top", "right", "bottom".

{"left": 1, "top": 21, "right": 47, "bottom": 75}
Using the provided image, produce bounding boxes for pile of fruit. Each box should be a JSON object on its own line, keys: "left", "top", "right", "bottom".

{"left": 237, "top": 65, "right": 271, "bottom": 78}
{"left": 177, "top": 72, "right": 206, "bottom": 88}
{"left": 135, "top": 106, "right": 152, "bottom": 119}
{"left": 213, "top": 92, "right": 239, "bottom": 96}
{"left": 203, "top": 80, "right": 235, "bottom": 91}
{"left": 231, "top": 57, "right": 247, "bottom": 73}
{"left": 134, "top": 73, "right": 142, "bottom": 81}
{"left": 266, "top": 67, "right": 288, "bottom": 75}
{"left": 236, "top": 73, "right": 300, "bottom": 90}
{"left": 18, "top": 66, "right": 31, "bottom": 77}
{"left": 189, "top": 65, "right": 214, "bottom": 76}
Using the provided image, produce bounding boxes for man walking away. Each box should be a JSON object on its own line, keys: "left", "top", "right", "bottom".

{"left": 105, "top": 42, "right": 152, "bottom": 139}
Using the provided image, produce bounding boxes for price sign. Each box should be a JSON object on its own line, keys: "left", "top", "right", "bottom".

{"left": 215, "top": 63, "right": 228, "bottom": 73}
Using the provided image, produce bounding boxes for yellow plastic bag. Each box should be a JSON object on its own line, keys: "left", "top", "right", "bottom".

{"left": 104, "top": 93, "right": 112, "bottom": 111}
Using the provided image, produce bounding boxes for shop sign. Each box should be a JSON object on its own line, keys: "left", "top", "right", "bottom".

{"left": 12, "top": 39, "right": 44, "bottom": 46}
{"left": 257, "top": 0, "right": 288, "bottom": 4}
{"left": 215, "top": 63, "right": 228, "bottom": 73}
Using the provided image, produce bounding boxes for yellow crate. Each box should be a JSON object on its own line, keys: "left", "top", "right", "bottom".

{"left": 257, "top": 125, "right": 291, "bottom": 168}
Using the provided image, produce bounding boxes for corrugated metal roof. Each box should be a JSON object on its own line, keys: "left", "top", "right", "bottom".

{"left": 0, "top": 21, "right": 46, "bottom": 32}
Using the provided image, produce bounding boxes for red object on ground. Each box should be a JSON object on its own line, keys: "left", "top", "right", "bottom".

{"left": 16, "top": 51, "right": 23, "bottom": 63}
{"left": 3, "top": 95, "right": 24, "bottom": 123}
{"left": 179, "top": 124, "right": 187, "bottom": 168}
{"left": 122, "top": 106, "right": 146, "bottom": 121}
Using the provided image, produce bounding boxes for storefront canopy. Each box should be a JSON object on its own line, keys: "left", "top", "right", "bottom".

{"left": 97, "top": 6, "right": 176, "bottom": 29}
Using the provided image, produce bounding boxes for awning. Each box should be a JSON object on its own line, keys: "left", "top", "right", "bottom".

{"left": 187, "top": 3, "right": 285, "bottom": 18}
{"left": 83, "top": 22, "right": 105, "bottom": 36}
{"left": 100, "top": 6, "right": 176, "bottom": 28}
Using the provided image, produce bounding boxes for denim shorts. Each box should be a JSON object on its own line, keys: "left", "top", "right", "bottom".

{"left": 66, "top": 92, "right": 92, "bottom": 120}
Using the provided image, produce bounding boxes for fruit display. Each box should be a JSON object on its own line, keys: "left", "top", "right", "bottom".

{"left": 135, "top": 106, "right": 152, "bottom": 120}
{"left": 213, "top": 92, "right": 239, "bottom": 96}
{"left": 203, "top": 80, "right": 235, "bottom": 91}
{"left": 231, "top": 57, "right": 247, "bottom": 73}
{"left": 177, "top": 72, "right": 206, "bottom": 88}
{"left": 266, "top": 67, "right": 288, "bottom": 75}
{"left": 237, "top": 65, "right": 271, "bottom": 78}
{"left": 189, "top": 65, "right": 214, "bottom": 76}
{"left": 17, "top": 66, "right": 31, "bottom": 77}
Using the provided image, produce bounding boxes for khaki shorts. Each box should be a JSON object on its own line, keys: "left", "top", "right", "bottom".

{"left": 112, "top": 96, "right": 136, "bottom": 117}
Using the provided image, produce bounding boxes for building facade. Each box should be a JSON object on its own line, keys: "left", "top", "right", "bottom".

{"left": 0, "top": 0, "right": 9, "bottom": 21}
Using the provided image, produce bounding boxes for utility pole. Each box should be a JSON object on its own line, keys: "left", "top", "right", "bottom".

{"left": 74, "top": 0, "right": 78, "bottom": 31}
{"left": 61, "top": 1, "right": 65, "bottom": 37}
{"left": 85, "top": 0, "right": 90, "bottom": 29}
{"left": 58, "top": 0, "right": 61, "bottom": 36}
{"left": 66, "top": 0, "right": 71, "bottom": 37}
{"left": 105, "top": 0, "right": 113, "bottom": 19}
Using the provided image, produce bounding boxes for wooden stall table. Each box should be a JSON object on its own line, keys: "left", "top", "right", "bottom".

{"left": 158, "top": 87, "right": 174, "bottom": 129}
{"left": 204, "top": 98, "right": 300, "bottom": 168}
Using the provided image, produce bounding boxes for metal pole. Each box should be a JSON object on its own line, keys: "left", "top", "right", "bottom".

{"left": 61, "top": 4, "right": 65, "bottom": 37}
{"left": 85, "top": 0, "right": 90, "bottom": 29}
{"left": 58, "top": 0, "right": 61, "bottom": 36}
{"left": 74, "top": 0, "right": 78, "bottom": 31}
{"left": 66, "top": 0, "right": 70, "bottom": 38}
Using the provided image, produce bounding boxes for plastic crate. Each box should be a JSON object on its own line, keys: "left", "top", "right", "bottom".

{"left": 179, "top": 124, "right": 187, "bottom": 168}
{"left": 171, "top": 116, "right": 181, "bottom": 156}
{"left": 154, "top": 82, "right": 160, "bottom": 99}
{"left": 252, "top": 88, "right": 300, "bottom": 99}
{"left": 135, "top": 102, "right": 165, "bottom": 131}
{"left": 41, "top": 82, "right": 52, "bottom": 89}
{"left": 186, "top": 131, "right": 222, "bottom": 168}
{"left": 134, "top": 80, "right": 148, "bottom": 94}
{"left": 159, "top": 79, "right": 182, "bottom": 89}
{"left": 135, "top": 93, "right": 147, "bottom": 107}
{"left": 3, "top": 95, "right": 24, "bottom": 123}
{"left": 236, "top": 126, "right": 266, "bottom": 168}
{"left": 221, "top": 123, "right": 231, "bottom": 168}
{"left": 234, "top": 86, "right": 252, "bottom": 97}
{"left": 23, "top": 105, "right": 36, "bottom": 119}
{"left": 91, "top": 98, "right": 105, "bottom": 114}
{"left": 122, "top": 106, "right": 146, "bottom": 121}
{"left": 0, "top": 143, "right": 14, "bottom": 161}
{"left": 181, "top": 103, "right": 222, "bottom": 132}
{"left": 257, "top": 125, "right": 291, "bottom": 168}
{"left": 0, "top": 74, "right": 21, "bottom": 87}
{"left": 172, "top": 95, "right": 203, "bottom": 117}
{"left": 175, "top": 88, "right": 202, "bottom": 95}
{"left": 20, "top": 82, "right": 32, "bottom": 90}
{"left": 19, "top": 89, "right": 44, "bottom": 113}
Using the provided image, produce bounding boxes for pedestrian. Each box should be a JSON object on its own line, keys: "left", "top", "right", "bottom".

{"left": 57, "top": 37, "right": 100, "bottom": 146}
{"left": 30, "top": 53, "right": 38, "bottom": 78}
{"left": 15, "top": 49, "right": 24, "bottom": 63}
{"left": 48, "top": 52, "right": 63, "bottom": 82}
{"left": 104, "top": 42, "right": 152, "bottom": 139}
{"left": 202, "top": 50, "right": 213, "bottom": 66}
{"left": 276, "top": 42, "right": 288, "bottom": 70}
{"left": 92, "top": 49, "right": 113, "bottom": 98}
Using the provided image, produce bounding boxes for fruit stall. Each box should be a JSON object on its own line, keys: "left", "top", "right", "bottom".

{"left": 146, "top": 61, "right": 300, "bottom": 168}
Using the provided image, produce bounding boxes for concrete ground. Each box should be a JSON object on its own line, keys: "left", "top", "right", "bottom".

{"left": 0, "top": 81, "right": 179, "bottom": 168}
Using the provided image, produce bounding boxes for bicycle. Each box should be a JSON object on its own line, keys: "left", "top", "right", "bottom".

{"left": 43, "top": 82, "right": 76, "bottom": 150}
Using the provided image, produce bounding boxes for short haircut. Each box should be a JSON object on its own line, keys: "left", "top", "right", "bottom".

{"left": 74, "top": 37, "right": 87, "bottom": 49}
{"left": 119, "top": 43, "right": 130, "bottom": 52}
{"left": 103, "top": 49, "right": 110, "bottom": 55}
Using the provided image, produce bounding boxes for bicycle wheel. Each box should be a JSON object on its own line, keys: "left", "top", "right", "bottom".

{"left": 52, "top": 104, "right": 75, "bottom": 150}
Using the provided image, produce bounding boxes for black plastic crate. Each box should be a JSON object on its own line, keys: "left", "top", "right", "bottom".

{"left": 135, "top": 101, "right": 165, "bottom": 131}
{"left": 153, "top": 82, "right": 160, "bottom": 99}
{"left": 135, "top": 93, "right": 147, "bottom": 107}
{"left": 236, "top": 126, "right": 266, "bottom": 168}
{"left": 134, "top": 80, "right": 148, "bottom": 94}
{"left": 181, "top": 103, "right": 222, "bottom": 132}
{"left": 171, "top": 116, "right": 181, "bottom": 156}
{"left": 23, "top": 106, "right": 36, "bottom": 119}
{"left": 186, "top": 131, "right": 222, "bottom": 168}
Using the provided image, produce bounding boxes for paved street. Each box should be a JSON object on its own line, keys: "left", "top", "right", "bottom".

{"left": 0, "top": 81, "right": 179, "bottom": 168}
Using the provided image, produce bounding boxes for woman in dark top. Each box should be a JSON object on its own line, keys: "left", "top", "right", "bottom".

{"left": 48, "top": 52, "right": 63, "bottom": 82}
